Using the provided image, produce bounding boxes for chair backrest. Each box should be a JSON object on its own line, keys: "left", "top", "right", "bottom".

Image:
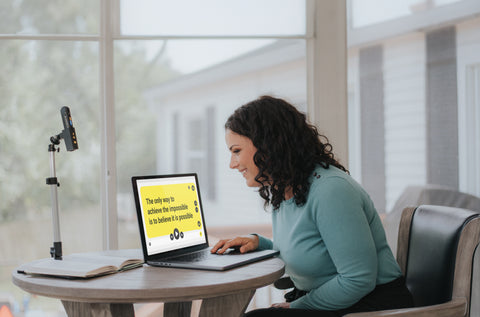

{"left": 396, "top": 205, "right": 480, "bottom": 315}
{"left": 385, "top": 185, "right": 480, "bottom": 255}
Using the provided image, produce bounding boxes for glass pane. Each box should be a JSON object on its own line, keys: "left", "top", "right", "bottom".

{"left": 350, "top": 0, "right": 463, "bottom": 28}
{"left": 120, "top": 0, "right": 305, "bottom": 36}
{"left": 114, "top": 41, "right": 159, "bottom": 249}
{"left": 347, "top": 2, "right": 480, "bottom": 216}
{"left": 0, "top": 39, "right": 101, "bottom": 315}
{"left": 115, "top": 39, "right": 275, "bottom": 80}
{"left": 116, "top": 39, "right": 307, "bottom": 250}
{"left": 0, "top": 0, "right": 99, "bottom": 34}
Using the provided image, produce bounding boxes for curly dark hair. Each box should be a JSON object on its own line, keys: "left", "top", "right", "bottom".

{"left": 225, "top": 95, "right": 348, "bottom": 210}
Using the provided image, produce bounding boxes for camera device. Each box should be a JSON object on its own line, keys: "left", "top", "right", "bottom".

{"left": 50, "top": 106, "right": 79, "bottom": 151}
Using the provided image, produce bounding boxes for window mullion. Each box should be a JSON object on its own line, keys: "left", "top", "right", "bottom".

{"left": 307, "top": 0, "right": 349, "bottom": 166}
{"left": 100, "top": 0, "right": 118, "bottom": 250}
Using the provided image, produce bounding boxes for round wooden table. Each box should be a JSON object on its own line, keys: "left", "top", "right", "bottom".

{"left": 12, "top": 249, "right": 285, "bottom": 317}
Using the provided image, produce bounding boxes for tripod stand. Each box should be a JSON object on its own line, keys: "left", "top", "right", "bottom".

{"left": 46, "top": 106, "right": 79, "bottom": 260}
{"left": 46, "top": 136, "right": 63, "bottom": 260}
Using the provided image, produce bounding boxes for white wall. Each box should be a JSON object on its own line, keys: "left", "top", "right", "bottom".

{"left": 383, "top": 33, "right": 427, "bottom": 211}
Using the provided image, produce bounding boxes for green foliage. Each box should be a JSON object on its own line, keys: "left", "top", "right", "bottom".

{"left": 0, "top": 1, "right": 179, "bottom": 221}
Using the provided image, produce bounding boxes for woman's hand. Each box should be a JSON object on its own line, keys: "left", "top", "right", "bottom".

{"left": 271, "top": 302, "right": 290, "bottom": 308}
{"left": 211, "top": 235, "right": 259, "bottom": 254}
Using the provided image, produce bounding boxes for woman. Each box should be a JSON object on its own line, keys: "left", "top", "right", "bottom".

{"left": 211, "top": 96, "right": 413, "bottom": 316}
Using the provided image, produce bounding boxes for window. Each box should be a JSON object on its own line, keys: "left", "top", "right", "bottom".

{"left": 2, "top": 0, "right": 99, "bottom": 34}
{"left": 347, "top": 0, "right": 480, "bottom": 212}
{"left": 115, "top": 2, "right": 308, "bottom": 249}
{"left": 2, "top": 1, "right": 352, "bottom": 315}
{"left": 1, "top": 1, "right": 310, "bottom": 314}
{"left": 0, "top": 4, "right": 102, "bottom": 314}
{"left": 350, "top": 0, "right": 462, "bottom": 28}
{"left": 120, "top": 0, "right": 305, "bottom": 36}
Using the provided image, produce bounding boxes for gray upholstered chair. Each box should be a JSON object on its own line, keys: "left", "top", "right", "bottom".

{"left": 347, "top": 205, "right": 480, "bottom": 317}
{"left": 275, "top": 205, "right": 480, "bottom": 316}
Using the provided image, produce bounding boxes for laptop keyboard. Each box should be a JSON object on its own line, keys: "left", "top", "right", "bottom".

{"left": 166, "top": 248, "right": 242, "bottom": 263}
{"left": 167, "top": 250, "right": 212, "bottom": 263}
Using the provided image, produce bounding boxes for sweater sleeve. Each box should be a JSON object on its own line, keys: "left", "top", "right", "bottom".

{"left": 251, "top": 234, "right": 274, "bottom": 250}
{"left": 290, "top": 177, "right": 378, "bottom": 310}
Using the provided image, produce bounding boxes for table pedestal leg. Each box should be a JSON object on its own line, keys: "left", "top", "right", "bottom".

{"left": 61, "top": 290, "right": 255, "bottom": 317}
{"left": 198, "top": 290, "right": 255, "bottom": 317}
{"left": 62, "top": 301, "right": 134, "bottom": 317}
{"left": 164, "top": 301, "right": 193, "bottom": 317}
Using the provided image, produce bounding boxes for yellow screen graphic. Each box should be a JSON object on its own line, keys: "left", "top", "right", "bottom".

{"left": 140, "top": 183, "right": 203, "bottom": 239}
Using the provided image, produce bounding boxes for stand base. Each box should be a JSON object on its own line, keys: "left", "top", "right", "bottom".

{"left": 51, "top": 241, "right": 62, "bottom": 260}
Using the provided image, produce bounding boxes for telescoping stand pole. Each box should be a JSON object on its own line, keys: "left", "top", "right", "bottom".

{"left": 47, "top": 139, "right": 62, "bottom": 260}
{"left": 46, "top": 106, "right": 79, "bottom": 260}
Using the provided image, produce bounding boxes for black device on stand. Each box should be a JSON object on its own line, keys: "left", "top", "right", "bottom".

{"left": 47, "top": 106, "right": 79, "bottom": 259}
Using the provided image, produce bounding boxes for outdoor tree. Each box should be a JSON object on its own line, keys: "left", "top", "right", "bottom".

{"left": 0, "top": 1, "right": 179, "bottom": 221}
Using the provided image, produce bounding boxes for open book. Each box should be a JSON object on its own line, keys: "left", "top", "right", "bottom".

{"left": 18, "top": 251, "right": 144, "bottom": 279}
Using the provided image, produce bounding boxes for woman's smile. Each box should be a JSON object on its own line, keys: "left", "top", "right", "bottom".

{"left": 225, "top": 129, "right": 260, "bottom": 188}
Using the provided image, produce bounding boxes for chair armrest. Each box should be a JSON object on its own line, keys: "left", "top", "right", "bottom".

{"left": 344, "top": 298, "right": 467, "bottom": 317}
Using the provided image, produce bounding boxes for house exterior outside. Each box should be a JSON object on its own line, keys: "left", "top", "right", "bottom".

{"left": 145, "top": 40, "right": 307, "bottom": 227}
{"left": 145, "top": 12, "right": 480, "bottom": 227}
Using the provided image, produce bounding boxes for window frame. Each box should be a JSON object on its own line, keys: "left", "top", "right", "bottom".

{"left": 0, "top": 0, "right": 348, "bottom": 249}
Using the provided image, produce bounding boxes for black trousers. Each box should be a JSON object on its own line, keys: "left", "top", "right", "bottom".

{"left": 245, "top": 277, "right": 414, "bottom": 317}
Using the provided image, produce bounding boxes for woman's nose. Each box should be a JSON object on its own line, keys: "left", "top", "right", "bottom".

{"left": 229, "top": 155, "right": 238, "bottom": 169}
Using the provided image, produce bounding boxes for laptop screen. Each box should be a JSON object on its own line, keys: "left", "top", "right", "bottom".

{"left": 132, "top": 174, "right": 208, "bottom": 256}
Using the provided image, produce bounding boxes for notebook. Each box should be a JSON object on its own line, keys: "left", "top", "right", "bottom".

{"left": 131, "top": 173, "right": 279, "bottom": 271}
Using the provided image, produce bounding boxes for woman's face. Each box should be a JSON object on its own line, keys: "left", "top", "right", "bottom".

{"left": 225, "top": 129, "right": 261, "bottom": 187}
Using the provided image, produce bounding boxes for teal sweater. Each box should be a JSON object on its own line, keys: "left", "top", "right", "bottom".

{"left": 256, "top": 165, "right": 402, "bottom": 310}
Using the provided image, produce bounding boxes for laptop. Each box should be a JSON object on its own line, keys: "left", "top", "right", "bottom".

{"left": 132, "top": 173, "right": 279, "bottom": 271}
